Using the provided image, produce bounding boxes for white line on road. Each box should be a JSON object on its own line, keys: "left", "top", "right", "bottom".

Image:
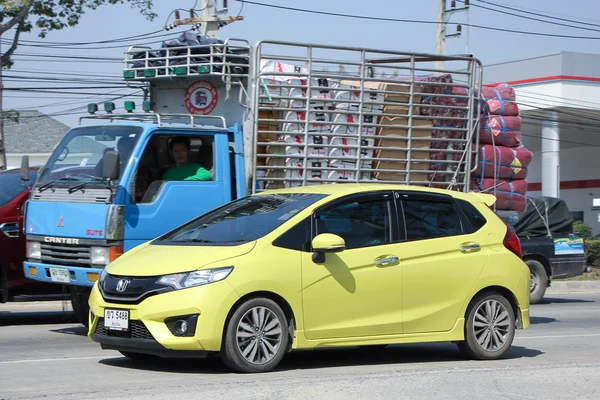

{"left": 0, "top": 355, "right": 107, "bottom": 364}
{"left": 515, "top": 333, "right": 600, "bottom": 340}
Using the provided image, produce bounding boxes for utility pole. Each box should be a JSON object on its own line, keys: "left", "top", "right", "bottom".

{"left": 435, "top": 0, "right": 470, "bottom": 71}
{"left": 164, "top": 0, "right": 243, "bottom": 38}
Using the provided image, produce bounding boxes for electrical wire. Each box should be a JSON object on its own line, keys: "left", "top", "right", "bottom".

{"left": 232, "top": 0, "right": 600, "bottom": 40}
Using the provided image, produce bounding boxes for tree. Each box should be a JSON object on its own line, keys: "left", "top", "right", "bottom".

{"left": 573, "top": 221, "right": 593, "bottom": 240}
{"left": 0, "top": 0, "right": 156, "bottom": 68}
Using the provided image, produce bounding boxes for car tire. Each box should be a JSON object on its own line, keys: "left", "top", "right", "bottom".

{"left": 119, "top": 351, "right": 159, "bottom": 361}
{"left": 458, "top": 292, "right": 516, "bottom": 360}
{"left": 221, "top": 298, "right": 289, "bottom": 373}
{"left": 527, "top": 260, "right": 547, "bottom": 304}
{"left": 70, "top": 288, "right": 90, "bottom": 327}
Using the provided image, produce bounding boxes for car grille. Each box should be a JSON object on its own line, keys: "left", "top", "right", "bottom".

{"left": 95, "top": 318, "right": 154, "bottom": 340}
{"left": 41, "top": 242, "right": 91, "bottom": 266}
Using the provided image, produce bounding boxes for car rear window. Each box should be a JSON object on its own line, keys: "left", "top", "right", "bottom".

{"left": 0, "top": 171, "right": 36, "bottom": 207}
{"left": 402, "top": 199, "right": 462, "bottom": 240}
{"left": 457, "top": 199, "right": 487, "bottom": 232}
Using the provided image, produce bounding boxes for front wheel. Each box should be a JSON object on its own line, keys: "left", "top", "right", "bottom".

{"left": 527, "top": 260, "right": 547, "bottom": 304}
{"left": 70, "top": 287, "right": 91, "bottom": 327}
{"left": 221, "top": 298, "right": 289, "bottom": 373}
{"left": 458, "top": 292, "right": 516, "bottom": 360}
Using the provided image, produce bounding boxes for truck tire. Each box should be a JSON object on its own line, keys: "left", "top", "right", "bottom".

{"left": 527, "top": 260, "right": 547, "bottom": 304}
{"left": 70, "top": 287, "right": 91, "bottom": 327}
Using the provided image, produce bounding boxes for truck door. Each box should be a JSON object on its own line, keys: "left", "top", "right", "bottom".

{"left": 123, "top": 131, "right": 232, "bottom": 250}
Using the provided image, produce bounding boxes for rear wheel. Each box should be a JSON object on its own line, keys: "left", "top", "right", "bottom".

{"left": 458, "top": 292, "right": 515, "bottom": 360}
{"left": 527, "top": 260, "right": 547, "bottom": 304}
{"left": 221, "top": 298, "right": 289, "bottom": 373}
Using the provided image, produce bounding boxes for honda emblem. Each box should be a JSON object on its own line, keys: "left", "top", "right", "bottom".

{"left": 116, "top": 279, "right": 130, "bottom": 292}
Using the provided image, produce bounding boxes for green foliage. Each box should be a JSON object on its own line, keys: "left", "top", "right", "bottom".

{"left": 573, "top": 221, "right": 593, "bottom": 240}
{"left": 585, "top": 240, "right": 600, "bottom": 267}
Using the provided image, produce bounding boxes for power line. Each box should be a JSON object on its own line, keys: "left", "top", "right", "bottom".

{"left": 233, "top": 0, "right": 600, "bottom": 40}
{"left": 15, "top": 29, "right": 166, "bottom": 47}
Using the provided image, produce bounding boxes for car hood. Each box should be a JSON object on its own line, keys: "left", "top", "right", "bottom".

{"left": 105, "top": 241, "right": 257, "bottom": 277}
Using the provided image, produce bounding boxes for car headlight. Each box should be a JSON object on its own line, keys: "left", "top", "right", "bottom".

{"left": 90, "top": 246, "right": 110, "bottom": 265}
{"left": 156, "top": 267, "right": 234, "bottom": 290}
{"left": 27, "top": 241, "right": 41, "bottom": 259}
{"left": 99, "top": 268, "right": 108, "bottom": 283}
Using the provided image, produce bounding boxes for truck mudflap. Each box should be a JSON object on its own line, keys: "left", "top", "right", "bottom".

{"left": 24, "top": 261, "right": 102, "bottom": 287}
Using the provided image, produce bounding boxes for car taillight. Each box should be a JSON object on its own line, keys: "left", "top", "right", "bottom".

{"left": 503, "top": 226, "right": 522, "bottom": 259}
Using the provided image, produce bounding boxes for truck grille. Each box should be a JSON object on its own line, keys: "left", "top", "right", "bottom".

{"left": 41, "top": 242, "right": 91, "bottom": 266}
{"left": 95, "top": 318, "right": 154, "bottom": 340}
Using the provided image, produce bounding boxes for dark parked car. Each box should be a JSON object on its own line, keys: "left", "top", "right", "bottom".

{"left": 0, "top": 167, "right": 69, "bottom": 302}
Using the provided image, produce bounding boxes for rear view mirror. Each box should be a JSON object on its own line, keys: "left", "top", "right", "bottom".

{"left": 103, "top": 150, "right": 120, "bottom": 180}
{"left": 20, "top": 155, "right": 30, "bottom": 181}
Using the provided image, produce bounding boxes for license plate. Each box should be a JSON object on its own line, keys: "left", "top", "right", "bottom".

{"left": 49, "top": 267, "right": 70, "bottom": 283}
{"left": 104, "top": 309, "right": 129, "bottom": 331}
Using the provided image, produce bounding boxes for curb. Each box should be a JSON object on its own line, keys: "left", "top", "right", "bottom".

{"left": 547, "top": 280, "right": 600, "bottom": 294}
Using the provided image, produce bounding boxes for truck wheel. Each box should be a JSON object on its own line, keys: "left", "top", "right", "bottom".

{"left": 220, "top": 298, "right": 289, "bottom": 373}
{"left": 70, "top": 287, "right": 91, "bottom": 327}
{"left": 527, "top": 260, "right": 547, "bottom": 304}
{"left": 458, "top": 292, "right": 516, "bottom": 360}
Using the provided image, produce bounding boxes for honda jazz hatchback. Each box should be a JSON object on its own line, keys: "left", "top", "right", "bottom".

{"left": 88, "top": 184, "right": 530, "bottom": 373}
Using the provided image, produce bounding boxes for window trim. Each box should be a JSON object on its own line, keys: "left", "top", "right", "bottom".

{"left": 310, "top": 191, "right": 400, "bottom": 251}
{"left": 395, "top": 192, "right": 467, "bottom": 243}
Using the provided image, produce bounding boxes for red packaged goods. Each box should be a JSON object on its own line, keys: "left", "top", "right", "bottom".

{"left": 453, "top": 86, "right": 519, "bottom": 116}
{"left": 480, "top": 116, "right": 522, "bottom": 147}
{"left": 492, "top": 191, "right": 527, "bottom": 212}
{"left": 483, "top": 99, "right": 519, "bottom": 116}
{"left": 481, "top": 84, "right": 515, "bottom": 101}
{"left": 470, "top": 178, "right": 528, "bottom": 195}
{"left": 474, "top": 145, "right": 533, "bottom": 180}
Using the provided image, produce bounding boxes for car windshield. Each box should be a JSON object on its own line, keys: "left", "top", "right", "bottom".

{"left": 35, "top": 125, "right": 142, "bottom": 188}
{"left": 156, "top": 193, "right": 326, "bottom": 245}
{"left": 0, "top": 170, "right": 37, "bottom": 207}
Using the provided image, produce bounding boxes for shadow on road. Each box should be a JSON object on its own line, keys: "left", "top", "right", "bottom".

{"left": 98, "top": 343, "right": 543, "bottom": 374}
{"left": 0, "top": 310, "right": 77, "bottom": 326}
{"left": 530, "top": 316, "right": 557, "bottom": 324}
{"left": 538, "top": 297, "right": 595, "bottom": 305}
{"left": 50, "top": 326, "right": 88, "bottom": 336}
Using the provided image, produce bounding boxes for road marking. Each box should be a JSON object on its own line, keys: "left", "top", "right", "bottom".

{"left": 515, "top": 333, "right": 600, "bottom": 340}
{"left": 0, "top": 355, "right": 106, "bottom": 364}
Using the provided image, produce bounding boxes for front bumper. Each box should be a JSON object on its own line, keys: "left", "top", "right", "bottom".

{"left": 88, "top": 279, "right": 241, "bottom": 354}
{"left": 24, "top": 261, "right": 102, "bottom": 287}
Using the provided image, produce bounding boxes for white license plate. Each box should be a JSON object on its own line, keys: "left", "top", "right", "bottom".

{"left": 49, "top": 267, "right": 70, "bottom": 283}
{"left": 104, "top": 309, "right": 129, "bottom": 331}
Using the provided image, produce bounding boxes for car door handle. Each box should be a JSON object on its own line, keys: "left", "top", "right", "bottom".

{"left": 375, "top": 256, "right": 399, "bottom": 266}
{"left": 0, "top": 222, "right": 20, "bottom": 238}
{"left": 459, "top": 243, "right": 481, "bottom": 252}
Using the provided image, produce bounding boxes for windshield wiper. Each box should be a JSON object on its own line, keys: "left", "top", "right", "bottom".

{"left": 37, "top": 177, "right": 79, "bottom": 192}
{"left": 67, "top": 175, "right": 112, "bottom": 194}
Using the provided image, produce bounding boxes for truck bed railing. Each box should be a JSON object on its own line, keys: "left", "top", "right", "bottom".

{"left": 123, "top": 38, "right": 251, "bottom": 81}
{"left": 250, "top": 40, "right": 483, "bottom": 193}
{"left": 79, "top": 113, "right": 227, "bottom": 130}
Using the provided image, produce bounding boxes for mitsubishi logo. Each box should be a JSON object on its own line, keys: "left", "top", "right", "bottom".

{"left": 116, "top": 279, "right": 130, "bottom": 292}
{"left": 57, "top": 215, "right": 65, "bottom": 227}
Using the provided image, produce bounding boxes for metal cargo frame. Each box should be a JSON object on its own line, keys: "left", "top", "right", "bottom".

{"left": 250, "top": 40, "right": 483, "bottom": 193}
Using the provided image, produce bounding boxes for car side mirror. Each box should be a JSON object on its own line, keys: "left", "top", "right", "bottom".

{"left": 103, "top": 150, "right": 120, "bottom": 180}
{"left": 311, "top": 233, "right": 346, "bottom": 263}
{"left": 20, "top": 155, "right": 30, "bottom": 181}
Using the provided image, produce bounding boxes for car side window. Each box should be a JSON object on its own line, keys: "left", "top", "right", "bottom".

{"left": 315, "top": 198, "right": 392, "bottom": 249}
{"left": 401, "top": 199, "right": 462, "bottom": 241}
{"left": 272, "top": 217, "right": 311, "bottom": 251}
{"left": 456, "top": 199, "right": 487, "bottom": 233}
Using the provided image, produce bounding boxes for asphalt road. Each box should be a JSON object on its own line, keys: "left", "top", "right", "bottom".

{"left": 1, "top": 293, "right": 600, "bottom": 400}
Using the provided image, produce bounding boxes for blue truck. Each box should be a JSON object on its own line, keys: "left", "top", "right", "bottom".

{"left": 20, "top": 36, "right": 485, "bottom": 325}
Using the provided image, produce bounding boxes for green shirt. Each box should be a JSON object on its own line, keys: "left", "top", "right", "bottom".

{"left": 162, "top": 162, "right": 212, "bottom": 181}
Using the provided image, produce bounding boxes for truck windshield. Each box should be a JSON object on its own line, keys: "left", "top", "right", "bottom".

{"left": 35, "top": 126, "right": 142, "bottom": 188}
{"left": 155, "top": 193, "right": 327, "bottom": 245}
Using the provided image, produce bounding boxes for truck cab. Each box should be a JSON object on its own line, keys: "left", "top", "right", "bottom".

{"left": 22, "top": 116, "right": 245, "bottom": 324}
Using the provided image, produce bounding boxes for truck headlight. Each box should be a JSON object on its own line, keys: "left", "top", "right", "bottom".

{"left": 156, "top": 267, "right": 233, "bottom": 290}
{"left": 90, "top": 246, "right": 110, "bottom": 265}
{"left": 27, "top": 241, "right": 41, "bottom": 259}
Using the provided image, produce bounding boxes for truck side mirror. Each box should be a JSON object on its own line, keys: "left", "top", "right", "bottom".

{"left": 20, "top": 155, "right": 30, "bottom": 181}
{"left": 103, "top": 150, "right": 120, "bottom": 180}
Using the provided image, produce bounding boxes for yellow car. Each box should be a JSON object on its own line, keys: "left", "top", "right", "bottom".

{"left": 88, "top": 184, "right": 530, "bottom": 373}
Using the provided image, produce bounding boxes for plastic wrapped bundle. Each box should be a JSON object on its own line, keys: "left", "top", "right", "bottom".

{"left": 480, "top": 116, "right": 522, "bottom": 147}
{"left": 473, "top": 145, "right": 533, "bottom": 180}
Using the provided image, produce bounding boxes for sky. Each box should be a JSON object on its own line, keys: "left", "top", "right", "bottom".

{"left": 3, "top": 0, "right": 600, "bottom": 127}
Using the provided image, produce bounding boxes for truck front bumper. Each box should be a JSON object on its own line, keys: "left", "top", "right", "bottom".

{"left": 24, "top": 261, "right": 102, "bottom": 287}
